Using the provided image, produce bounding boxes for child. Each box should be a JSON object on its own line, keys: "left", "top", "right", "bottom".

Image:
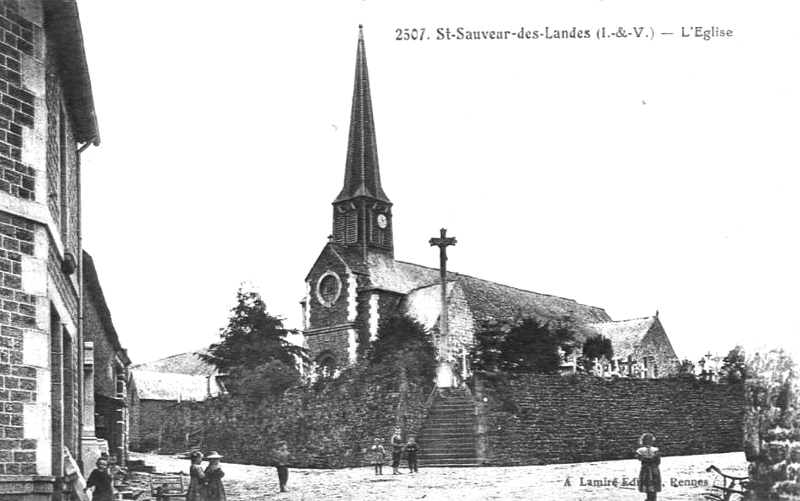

{"left": 390, "top": 428, "right": 403, "bottom": 475}
{"left": 371, "top": 438, "right": 385, "bottom": 475}
{"left": 185, "top": 451, "right": 206, "bottom": 501}
{"left": 204, "top": 451, "right": 226, "bottom": 501}
{"left": 85, "top": 457, "right": 114, "bottom": 501}
{"left": 404, "top": 436, "right": 419, "bottom": 473}
{"left": 636, "top": 433, "right": 661, "bottom": 501}
{"left": 274, "top": 441, "right": 291, "bottom": 492}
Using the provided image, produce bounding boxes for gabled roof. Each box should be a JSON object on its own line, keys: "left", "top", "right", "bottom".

{"left": 588, "top": 316, "right": 657, "bottom": 359}
{"left": 334, "top": 25, "right": 389, "bottom": 204}
{"left": 46, "top": 1, "right": 100, "bottom": 144}
{"left": 403, "top": 282, "right": 457, "bottom": 330}
{"left": 82, "top": 251, "right": 129, "bottom": 365}
{"left": 131, "top": 370, "right": 221, "bottom": 401}
{"left": 131, "top": 351, "right": 216, "bottom": 377}
{"left": 368, "top": 252, "right": 610, "bottom": 328}
{"left": 456, "top": 273, "right": 610, "bottom": 326}
{"left": 367, "top": 254, "right": 441, "bottom": 293}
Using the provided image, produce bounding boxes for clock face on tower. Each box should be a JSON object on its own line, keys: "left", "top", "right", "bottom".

{"left": 377, "top": 214, "right": 387, "bottom": 229}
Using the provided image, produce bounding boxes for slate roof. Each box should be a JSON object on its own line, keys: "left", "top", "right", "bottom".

{"left": 82, "top": 251, "right": 129, "bottom": 365}
{"left": 363, "top": 252, "right": 610, "bottom": 328}
{"left": 131, "top": 370, "right": 221, "bottom": 401}
{"left": 131, "top": 351, "right": 215, "bottom": 377}
{"left": 403, "top": 282, "right": 456, "bottom": 330}
{"left": 334, "top": 26, "right": 389, "bottom": 204}
{"left": 588, "top": 316, "right": 657, "bottom": 359}
{"left": 455, "top": 273, "right": 610, "bottom": 326}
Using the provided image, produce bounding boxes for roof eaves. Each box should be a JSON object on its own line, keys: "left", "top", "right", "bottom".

{"left": 46, "top": 1, "right": 100, "bottom": 145}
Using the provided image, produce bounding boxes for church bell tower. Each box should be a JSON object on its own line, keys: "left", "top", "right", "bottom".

{"left": 332, "top": 25, "right": 393, "bottom": 259}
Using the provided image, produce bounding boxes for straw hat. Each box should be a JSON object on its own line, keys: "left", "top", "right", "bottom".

{"left": 205, "top": 451, "right": 223, "bottom": 459}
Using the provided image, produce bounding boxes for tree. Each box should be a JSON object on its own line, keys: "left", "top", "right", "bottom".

{"left": 469, "top": 321, "right": 506, "bottom": 373}
{"left": 672, "top": 358, "right": 697, "bottom": 380}
{"left": 200, "top": 288, "right": 307, "bottom": 396}
{"left": 719, "top": 345, "right": 747, "bottom": 382}
{"left": 369, "top": 315, "right": 437, "bottom": 386}
{"left": 471, "top": 317, "right": 575, "bottom": 374}
{"left": 582, "top": 334, "right": 614, "bottom": 371}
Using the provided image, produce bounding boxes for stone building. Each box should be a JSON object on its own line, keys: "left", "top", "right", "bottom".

{"left": 586, "top": 313, "right": 678, "bottom": 377}
{"left": 82, "top": 251, "right": 130, "bottom": 469}
{"left": 302, "top": 27, "right": 679, "bottom": 383}
{"left": 0, "top": 1, "right": 103, "bottom": 499}
{"left": 128, "top": 352, "right": 224, "bottom": 452}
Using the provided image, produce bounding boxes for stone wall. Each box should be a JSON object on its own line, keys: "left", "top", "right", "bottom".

{"left": 0, "top": 0, "right": 44, "bottom": 480}
{"left": 475, "top": 373, "right": 744, "bottom": 466}
{"left": 147, "top": 370, "right": 429, "bottom": 469}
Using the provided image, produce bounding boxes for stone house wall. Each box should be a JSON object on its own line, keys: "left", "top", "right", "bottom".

{"left": 1, "top": 1, "right": 100, "bottom": 499}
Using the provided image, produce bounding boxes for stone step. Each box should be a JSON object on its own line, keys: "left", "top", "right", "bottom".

{"left": 425, "top": 420, "right": 473, "bottom": 427}
{"left": 420, "top": 451, "right": 475, "bottom": 461}
{"left": 418, "top": 388, "right": 479, "bottom": 467}
{"left": 430, "top": 402, "right": 474, "bottom": 408}
{"left": 421, "top": 439, "right": 476, "bottom": 447}
{"left": 421, "top": 425, "right": 474, "bottom": 433}
{"left": 419, "top": 458, "right": 482, "bottom": 466}
{"left": 427, "top": 412, "right": 473, "bottom": 419}
{"left": 422, "top": 447, "right": 476, "bottom": 455}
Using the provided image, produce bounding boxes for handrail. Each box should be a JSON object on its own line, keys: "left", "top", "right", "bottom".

{"left": 423, "top": 385, "right": 438, "bottom": 411}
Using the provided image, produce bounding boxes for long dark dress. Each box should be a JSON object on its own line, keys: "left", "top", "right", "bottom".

{"left": 186, "top": 464, "right": 206, "bottom": 501}
{"left": 86, "top": 468, "right": 114, "bottom": 501}
{"left": 204, "top": 464, "right": 226, "bottom": 501}
{"left": 637, "top": 446, "right": 662, "bottom": 493}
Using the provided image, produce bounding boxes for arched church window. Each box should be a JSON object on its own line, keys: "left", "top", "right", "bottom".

{"left": 317, "top": 353, "right": 337, "bottom": 377}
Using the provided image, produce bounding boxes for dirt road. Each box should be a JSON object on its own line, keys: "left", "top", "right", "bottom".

{"left": 129, "top": 451, "right": 747, "bottom": 501}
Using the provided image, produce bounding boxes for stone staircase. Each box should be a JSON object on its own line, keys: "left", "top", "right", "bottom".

{"left": 418, "top": 387, "right": 481, "bottom": 467}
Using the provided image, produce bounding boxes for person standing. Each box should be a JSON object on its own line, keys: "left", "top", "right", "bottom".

{"left": 85, "top": 457, "right": 114, "bottom": 501}
{"left": 404, "top": 436, "right": 419, "bottom": 473}
{"left": 204, "top": 451, "right": 226, "bottom": 501}
{"left": 636, "top": 433, "right": 662, "bottom": 501}
{"left": 371, "top": 438, "right": 385, "bottom": 475}
{"left": 185, "top": 451, "right": 206, "bottom": 501}
{"left": 274, "top": 441, "right": 292, "bottom": 493}
{"left": 390, "top": 428, "right": 404, "bottom": 475}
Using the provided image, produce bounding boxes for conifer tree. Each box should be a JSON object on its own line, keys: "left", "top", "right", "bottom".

{"left": 200, "top": 288, "right": 307, "bottom": 398}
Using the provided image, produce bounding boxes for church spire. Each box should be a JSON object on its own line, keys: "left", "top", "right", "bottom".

{"left": 330, "top": 26, "right": 393, "bottom": 258}
{"left": 334, "top": 25, "right": 390, "bottom": 204}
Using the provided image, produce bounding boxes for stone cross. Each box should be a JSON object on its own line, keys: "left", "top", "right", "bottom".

{"left": 429, "top": 228, "right": 457, "bottom": 340}
{"left": 430, "top": 228, "right": 456, "bottom": 385}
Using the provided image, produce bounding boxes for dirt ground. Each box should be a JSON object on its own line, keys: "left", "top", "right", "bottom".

{"left": 127, "top": 450, "right": 748, "bottom": 501}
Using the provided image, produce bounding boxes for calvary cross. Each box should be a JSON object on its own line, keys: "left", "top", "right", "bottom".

{"left": 430, "top": 228, "right": 457, "bottom": 387}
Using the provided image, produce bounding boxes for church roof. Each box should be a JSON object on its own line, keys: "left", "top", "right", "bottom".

{"left": 334, "top": 25, "right": 390, "bottom": 204}
{"left": 456, "top": 273, "right": 611, "bottom": 326}
{"left": 363, "top": 252, "right": 611, "bottom": 328}
{"left": 587, "top": 316, "right": 657, "bottom": 359}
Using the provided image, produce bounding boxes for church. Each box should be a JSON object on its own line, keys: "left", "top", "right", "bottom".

{"left": 301, "top": 27, "right": 678, "bottom": 383}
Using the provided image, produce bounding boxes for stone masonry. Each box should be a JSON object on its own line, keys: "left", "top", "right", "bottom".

{"left": 1, "top": 1, "right": 101, "bottom": 499}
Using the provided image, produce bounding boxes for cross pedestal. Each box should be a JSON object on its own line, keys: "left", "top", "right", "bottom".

{"left": 436, "top": 363, "right": 455, "bottom": 388}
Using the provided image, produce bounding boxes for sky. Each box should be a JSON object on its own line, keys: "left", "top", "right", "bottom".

{"left": 74, "top": 0, "right": 800, "bottom": 366}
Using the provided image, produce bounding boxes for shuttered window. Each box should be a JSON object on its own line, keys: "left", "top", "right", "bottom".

{"left": 346, "top": 212, "right": 358, "bottom": 244}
